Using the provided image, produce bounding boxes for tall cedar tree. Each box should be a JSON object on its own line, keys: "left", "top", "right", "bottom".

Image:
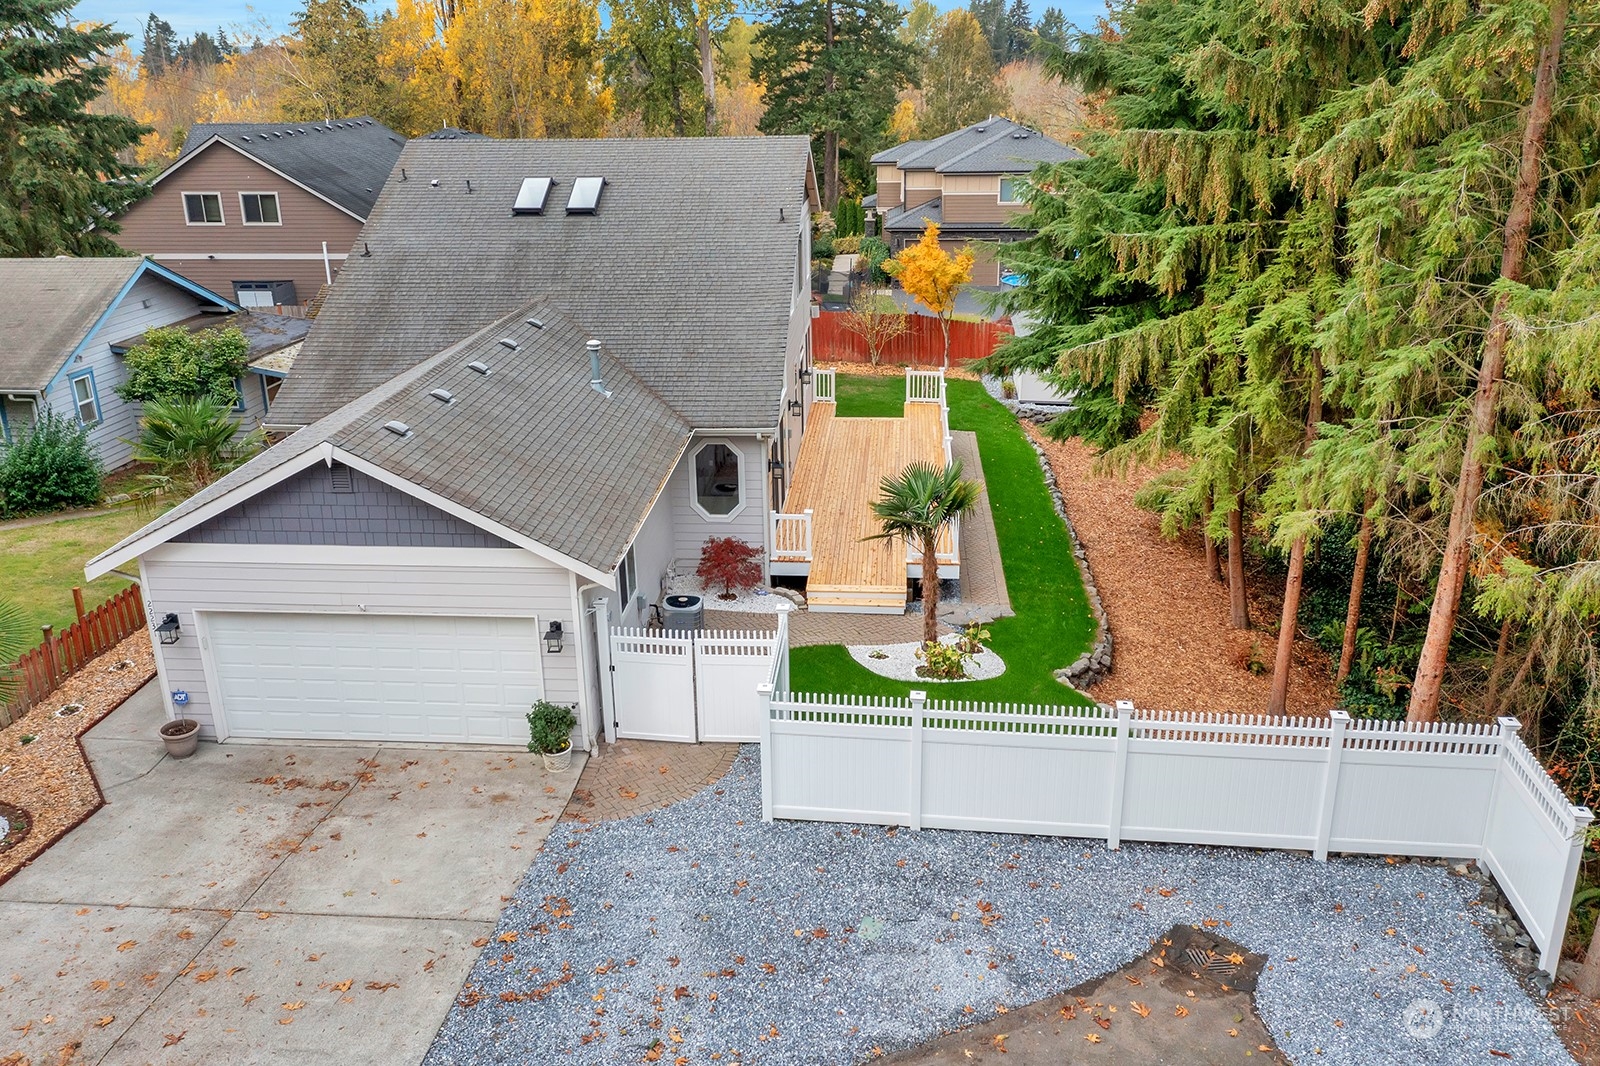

{"left": 752, "top": 0, "right": 915, "bottom": 208}
{"left": 0, "top": 0, "right": 149, "bottom": 256}
{"left": 281, "top": 0, "right": 388, "bottom": 123}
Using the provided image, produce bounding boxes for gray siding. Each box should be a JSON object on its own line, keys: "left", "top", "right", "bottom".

{"left": 175, "top": 463, "right": 513, "bottom": 547}
{"left": 142, "top": 549, "right": 578, "bottom": 738}
{"left": 620, "top": 480, "right": 675, "bottom": 627}
{"left": 667, "top": 435, "right": 767, "bottom": 573}
{"left": 41, "top": 273, "right": 211, "bottom": 468}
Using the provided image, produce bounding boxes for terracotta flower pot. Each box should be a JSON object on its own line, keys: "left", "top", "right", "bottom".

{"left": 159, "top": 718, "right": 200, "bottom": 759}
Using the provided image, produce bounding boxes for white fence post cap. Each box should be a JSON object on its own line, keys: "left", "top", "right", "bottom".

{"left": 775, "top": 601, "right": 792, "bottom": 614}
{"left": 1497, "top": 716, "right": 1523, "bottom": 734}
{"left": 1329, "top": 709, "right": 1351, "bottom": 722}
{"left": 756, "top": 682, "right": 773, "bottom": 695}
{"left": 909, "top": 690, "right": 927, "bottom": 703}
{"left": 1114, "top": 700, "right": 1134, "bottom": 714}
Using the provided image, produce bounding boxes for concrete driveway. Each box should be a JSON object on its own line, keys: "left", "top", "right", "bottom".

{"left": 0, "top": 682, "right": 581, "bottom": 1065}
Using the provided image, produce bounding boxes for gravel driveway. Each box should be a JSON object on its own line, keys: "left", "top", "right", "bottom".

{"left": 426, "top": 748, "right": 1573, "bottom": 1065}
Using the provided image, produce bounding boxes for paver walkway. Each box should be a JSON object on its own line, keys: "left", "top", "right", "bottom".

{"left": 561, "top": 738, "right": 737, "bottom": 822}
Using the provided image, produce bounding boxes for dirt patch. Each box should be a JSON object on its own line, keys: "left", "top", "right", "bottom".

{"left": 884, "top": 927, "right": 1285, "bottom": 1064}
{"left": 1545, "top": 980, "right": 1600, "bottom": 1065}
{"left": 0, "top": 629, "right": 156, "bottom": 886}
{"left": 1027, "top": 428, "right": 1340, "bottom": 716}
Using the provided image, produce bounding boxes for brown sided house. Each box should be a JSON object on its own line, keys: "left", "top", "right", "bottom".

{"left": 113, "top": 118, "right": 407, "bottom": 311}
{"left": 867, "top": 116, "right": 1084, "bottom": 285}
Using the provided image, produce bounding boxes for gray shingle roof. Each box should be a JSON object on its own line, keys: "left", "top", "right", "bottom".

{"left": 178, "top": 117, "right": 406, "bottom": 218}
{"left": 0, "top": 258, "right": 143, "bottom": 390}
{"left": 869, "top": 139, "right": 931, "bottom": 165}
{"left": 110, "top": 311, "right": 310, "bottom": 360}
{"left": 93, "top": 301, "right": 691, "bottom": 575}
{"left": 269, "top": 136, "right": 816, "bottom": 430}
{"left": 887, "top": 117, "right": 1084, "bottom": 174}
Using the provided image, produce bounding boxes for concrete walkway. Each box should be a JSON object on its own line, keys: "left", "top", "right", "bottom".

{"left": 0, "top": 682, "right": 581, "bottom": 1065}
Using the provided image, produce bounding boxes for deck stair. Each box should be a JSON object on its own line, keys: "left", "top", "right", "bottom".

{"left": 780, "top": 371, "right": 951, "bottom": 614}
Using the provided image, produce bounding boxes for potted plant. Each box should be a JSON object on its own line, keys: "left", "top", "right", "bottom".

{"left": 527, "top": 700, "right": 577, "bottom": 772}
{"left": 159, "top": 718, "right": 200, "bottom": 758}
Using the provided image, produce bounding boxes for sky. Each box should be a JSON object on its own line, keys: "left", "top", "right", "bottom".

{"left": 73, "top": 0, "right": 1110, "bottom": 48}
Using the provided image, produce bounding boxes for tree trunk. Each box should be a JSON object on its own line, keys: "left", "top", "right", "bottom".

{"left": 1227, "top": 494, "right": 1250, "bottom": 629}
{"left": 1202, "top": 491, "right": 1222, "bottom": 582}
{"left": 921, "top": 532, "right": 940, "bottom": 647}
{"left": 940, "top": 314, "right": 951, "bottom": 370}
{"left": 1337, "top": 493, "right": 1375, "bottom": 683}
{"left": 697, "top": 13, "right": 717, "bottom": 136}
{"left": 1484, "top": 615, "right": 1517, "bottom": 716}
{"left": 822, "top": 1, "right": 839, "bottom": 209}
{"left": 1408, "top": 0, "right": 1569, "bottom": 722}
{"left": 1268, "top": 359, "right": 1323, "bottom": 716}
{"left": 1577, "top": 921, "right": 1600, "bottom": 999}
{"left": 1501, "top": 637, "right": 1542, "bottom": 725}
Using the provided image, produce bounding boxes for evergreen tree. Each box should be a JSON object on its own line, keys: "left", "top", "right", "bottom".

{"left": 140, "top": 12, "right": 176, "bottom": 77}
{"left": 918, "top": 10, "right": 1008, "bottom": 137}
{"left": 966, "top": 0, "right": 1008, "bottom": 66}
{"left": 282, "top": 0, "right": 389, "bottom": 123}
{"left": 752, "top": 0, "right": 916, "bottom": 208}
{"left": 1033, "top": 6, "right": 1066, "bottom": 52}
{"left": 178, "top": 30, "right": 223, "bottom": 68}
{"left": 0, "top": 0, "right": 149, "bottom": 256}
{"left": 1004, "top": 0, "right": 1031, "bottom": 61}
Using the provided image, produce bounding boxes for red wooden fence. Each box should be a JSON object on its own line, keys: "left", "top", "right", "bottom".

{"left": 812, "top": 311, "right": 1014, "bottom": 366}
{"left": 1, "top": 584, "right": 145, "bottom": 726}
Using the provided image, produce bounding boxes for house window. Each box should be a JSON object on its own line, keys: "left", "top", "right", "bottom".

{"left": 999, "top": 177, "right": 1024, "bottom": 204}
{"left": 239, "top": 192, "right": 281, "bottom": 225}
{"left": 232, "top": 378, "right": 247, "bottom": 412}
{"left": 617, "top": 546, "right": 637, "bottom": 612}
{"left": 183, "top": 192, "right": 224, "bottom": 225}
{"left": 69, "top": 371, "right": 100, "bottom": 426}
{"left": 692, "top": 441, "right": 744, "bottom": 520}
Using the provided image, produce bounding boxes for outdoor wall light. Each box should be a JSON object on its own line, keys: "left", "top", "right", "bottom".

{"left": 788, "top": 398, "right": 803, "bottom": 416}
{"left": 544, "top": 621, "right": 565, "bottom": 654}
{"left": 797, "top": 366, "right": 813, "bottom": 385}
{"left": 767, "top": 458, "right": 784, "bottom": 474}
{"left": 155, "top": 613, "right": 182, "bottom": 645}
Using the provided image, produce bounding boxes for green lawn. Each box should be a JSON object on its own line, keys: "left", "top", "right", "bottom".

{"left": 0, "top": 507, "right": 151, "bottom": 635}
{"left": 791, "top": 376, "right": 1097, "bottom": 706}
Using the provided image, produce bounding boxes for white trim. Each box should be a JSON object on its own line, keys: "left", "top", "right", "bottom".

{"left": 150, "top": 252, "right": 349, "bottom": 261}
{"left": 330, "top": 447, "right": 614, "bottom": 585}
{"left": 146, "top": 543, "right": 554, "bottom": 569}
{"left": 182, "top": 190, "right": 225, "bottom": 226}
{"left": 84, "top": 447, "right": 334, "bottom": 580}
{"left": 141, "top": 558, "right": 180, "bottom": 726}
{"left": 568, "top": 571, "right": 597, "bottom": 753}
{"left": 237, "top": 191, "right": 284, "bottom": 226}
{"left": 155, "top": 137, "right": 368, "bottom": 223}
{"left": 688, "top": 438, "right": 748, "bottom": 523}
{"left": 191, "top": 610, "right": 230, "bottom": 740}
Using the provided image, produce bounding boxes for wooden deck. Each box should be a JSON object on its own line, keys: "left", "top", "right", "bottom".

{"left": 783, "top": 401, "right": 948, "bottom": 612}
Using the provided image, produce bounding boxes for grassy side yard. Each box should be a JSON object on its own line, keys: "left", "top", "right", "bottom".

{"left": 791, "top": 376, "right": 1097, "bottom": 705}
{"left": 0, "top": 507, "right": 151, "bottom": 635}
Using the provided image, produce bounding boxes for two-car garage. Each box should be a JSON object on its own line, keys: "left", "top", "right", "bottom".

{"left": 201, "top": 612, "right": 544, "bottom": 745}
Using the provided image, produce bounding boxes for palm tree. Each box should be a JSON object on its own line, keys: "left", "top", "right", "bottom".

{"left": 126, "top": 397, "right": 266, "bottom": 500}
{"left": 0, "top": 598, "right": 31, "bottom": 711}
{"left": 869, "top": 459, "right": 980, "bottom": 646}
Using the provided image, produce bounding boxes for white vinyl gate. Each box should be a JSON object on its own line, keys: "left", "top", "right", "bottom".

{"left": 601, "top": 603, "right": 784, "bottom": 744}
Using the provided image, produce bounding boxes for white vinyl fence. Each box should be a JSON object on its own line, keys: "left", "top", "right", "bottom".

{"left": 598, "top": 603, "right": 784, "bottom": 744}
{"left": 756, "top": 688, "right": 1593, "bottom": 974}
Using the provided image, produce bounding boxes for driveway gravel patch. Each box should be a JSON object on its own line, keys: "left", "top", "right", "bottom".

{"left": 426, "top": 747, "right": 1573, "bottom": 1066}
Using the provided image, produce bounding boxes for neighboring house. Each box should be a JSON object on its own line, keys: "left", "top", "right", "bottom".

{"left": 112, "top": 117, "right": 407, "bottom": 311}
{"left": 88, "top": 137, "right": 820, "bottom": 753}
{"left": 867, "top": 116, "right": 1085, "bottom": 285}
{"left": 0, "top": 258, "right": 302, "bottom": 467}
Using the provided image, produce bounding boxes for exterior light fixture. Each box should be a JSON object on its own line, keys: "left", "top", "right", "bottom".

{"left": 797, "top": 366, "right": 813, "bottom": 385}
{"left": 155, "top": 613, "right": 182, "bottom": 645}
{"left": 788, "top": 398, "right": 803, "bottom": 416}
{"left": 767, "top": 458, "right": 784, "bottom": 474}
{"left": 544, "top": 621, "right": 565, "bottom": 653}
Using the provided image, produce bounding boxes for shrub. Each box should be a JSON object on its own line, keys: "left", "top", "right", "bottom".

{"left": 526, "top": 700, "right": 576, "bottom": 754}
{"left": 0, "top": 410, "right": 102, "bottom": 517}
{"left": 833, "top": 235, "right": 861, "bottom": 256}
{"left": 697, "top": 537, "right": 764, "bottom": 599}
{"left": 916, "top": 639, "right": 969, "bottom": 680}
{"left": 957, "top": 622, "right": 991, "bottom": 655}
{"left": 116, "top": 325, "right": 250, "bottom": 406}
{"left": 860, "top": 236, "right": 893, "bottom": 284}
{"left": 128, "top": 397, "right": 266, "bottom": 498}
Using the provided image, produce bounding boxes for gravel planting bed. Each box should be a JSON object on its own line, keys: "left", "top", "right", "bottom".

{"left": 666, "top": 575, "right": 794, "bottom": 615}
{"left": 426, "top": 748, "right": 1572, "bottom": 1066}
{"left": 846, "top": 634, "right": 1006, "bottom": 682}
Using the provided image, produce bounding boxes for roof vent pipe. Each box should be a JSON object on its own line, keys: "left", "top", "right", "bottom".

{"left": 587, "top": 339, "right": 611, "bottom": 398}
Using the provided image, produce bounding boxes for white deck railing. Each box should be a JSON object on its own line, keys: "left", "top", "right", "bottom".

{"left": 755, "top": 691, "right": 1593, "bottom": 977}
{"left": 813, "top": 368, "right": 836, "bottom": 403}
{"left": 905, "top": 368, "right": 945, "bottom": 404}
{"left": 770, "top": 510, "right": 813, "bottom": 561}
{"left": 904, "top": 520, "right": 958, "bottom": 565}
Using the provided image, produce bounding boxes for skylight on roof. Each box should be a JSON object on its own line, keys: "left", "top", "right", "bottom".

{"left": 513, "top": 177, "right": 554, "bottom": 216}
{"left": 567, "top": 176, "right": 605, "bottom": 214}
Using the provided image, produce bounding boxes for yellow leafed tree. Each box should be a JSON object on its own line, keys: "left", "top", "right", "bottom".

{"left": 886, "top": 223, "right": 973, "bottom": 368}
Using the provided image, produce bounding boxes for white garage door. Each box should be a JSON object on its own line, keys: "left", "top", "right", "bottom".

{"left": 205, "top": 612, "right": 542, "bottom": 744}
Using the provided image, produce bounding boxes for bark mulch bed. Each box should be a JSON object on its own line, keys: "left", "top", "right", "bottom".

{"left": 0, "top": 630, "right": 156, "bottom": 887}
{"left": 1028, "top": 428, "right": 1340, "bottom": 716}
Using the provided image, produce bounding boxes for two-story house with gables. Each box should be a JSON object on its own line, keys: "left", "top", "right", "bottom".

{"left": 113, "top": 118, "right": 407, "bottom": 312}
{"left": 867, "top": 116, "right": 1084, "bottom": 285}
